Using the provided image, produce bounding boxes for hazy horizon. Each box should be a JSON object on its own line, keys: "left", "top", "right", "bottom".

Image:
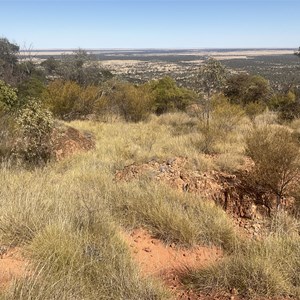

{"left": 19, "top": 47, "right": 296, "bottom": 51}
{"left": 1, "top": 0, "right": 300, "bottom": 49}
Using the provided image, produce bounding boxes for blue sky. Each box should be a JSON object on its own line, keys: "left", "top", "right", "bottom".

{"left": 1, "top": 0, "right": 299, "bottom": 49}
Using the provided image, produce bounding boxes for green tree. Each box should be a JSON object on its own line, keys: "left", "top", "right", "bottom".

{"left": 0, "top": 38, "right": 19, "bottom": 84}
{"left": 97, "top": 81, "right": 154, "bottom": 122}
{"left": 57, "top": 49, "right": 113, "bottom": 86}
{"left": 196, "top": 58, "right": 227, "bottom": 127}
{"left": 149, "top": 76, "right": 196, "bottom": 114}
{"left": 246, "top": 126, "right": 300, "bottom": 209}
{"left": 269, "top": 90, "right": 300, "bottom": 120}
{"left": 17, "top": 74, "right": 46, "bottom": 99}
{"left": 224, "top": 74, "right": 270, "bottom": 106}
{"left": 41, "top": 56, "right": 59, "bottom": 75}
{"left": 43, "top": 80, "right": 104, "bottom": 120}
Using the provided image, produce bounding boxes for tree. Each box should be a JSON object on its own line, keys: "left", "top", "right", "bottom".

{"left": 0, "top": 80, "right": 18, "bottom": 158}
{"left": 224, "top": 74, "right": 271, "bottom": 106}
{"left": 196, "top": 58, "right": 227, "bottom": 127}
{"left": 148, "top": 76, "right": 196, "bottom": 114}
{"left": 269, "top": 90, "right": 299, "bottom": 120}
{"left": 96, "top": 81, "right": 154, "bottom": 122}
{"left": 116, "top": 83, "right": 154, "bottom": 122}
{"left": 246, "top": 126, "right": 300, "bottom": 209}
{"left": 40, "top": 56, "right": 59, "bottom": 75}
{"left": 57, "top": 49, "right": 113, "bottom": 86}
{"left": 0, "top": 38, "right": 19, "bottom": 84}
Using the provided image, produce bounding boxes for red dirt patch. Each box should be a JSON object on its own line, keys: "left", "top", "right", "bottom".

{"left": 51, "top": 123, "right": 95, "bottom": 160}
{"left": 121, "top": 228, "right": 223, "bottom": 299}
{"left": 0, "top": 247, "right": 28, "bottom": 290}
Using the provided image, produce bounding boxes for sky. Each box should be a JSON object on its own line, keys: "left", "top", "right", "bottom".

{"left": 0, "top": 0, "right": 299, "bottom": 49}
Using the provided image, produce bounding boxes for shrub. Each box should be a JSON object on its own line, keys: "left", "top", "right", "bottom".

{"left": 244, "top": 101, "right": 267, "bottom": 119}
{"left": 43, "top": 80, "right": 101, "bottom": 120}
{"left": 113, "top": 83, "right": 154, "bottom": 122}
{"left": 148, "top": 76, "right": 196, "bottom": 114}
{"left": 197, "top": 96, "right": 245, "bottom": 154}
{"left": 17, "top": 74, "right": 46, "bottom": 99}
{"left": 96, "top": 81, "right": 155, "bottom": 122}
{"left": 0, "top": 81, "right": 19, "bottom": 160}
{"left": 0, "top": 79, "right": 18, "bottom": 110}
{"left": 43, "top": 80, "right": 81, "bottom": 119}
{"left": 56, "top": 49, "right": 113, "bottom": 86}
{"left": 13, "top": 98, "right": 54, "bottom": 165}
{"left": 246, "top": 125, "right": 300, "bottom": 208}
{"left": 225, "top": 74, "right": 271, "bottom": 106}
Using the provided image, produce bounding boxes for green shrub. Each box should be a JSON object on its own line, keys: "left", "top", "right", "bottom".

{"left": 111, "top": 83, "right": 154, "bottom": 122}
{"left": 43, "top": 80, "right": 82, "bottom": 119}
{"left": 13, "top": 98, "right": 54, "bottom": 165}
{"left": 43, "top": 80, "right": 101, "bottom": 120}
{"left": 245, "top": 125, "right": 300, "bottom": 208}
{"left": 17, "top": 74, "right": 46, "bottom": 99}
{"left": 0, "top": 81, "right": 18, "bottom": 159}
{"left": 197, "top": 96, "right": 245, "bottom": 154}
{"left": 225, "top": 74, "right": 271, "bottom": 106}
{"left": 148, "top": 76, "right": 196, "bottom": 114}
{"left": 0, "top": 79, "right": 18, "bottom": 110}
{"left": 244, "top": 101, "right": 267, "bottom": 119}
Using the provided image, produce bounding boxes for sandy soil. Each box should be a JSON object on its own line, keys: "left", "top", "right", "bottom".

{"left": 0, "top": 247, "right": 28, "bottom": 290}
{"left": 101, "top": 60, "right": 141, "bottom": 66}
{"left": 121, "top": 228, "right": 223, "bottom": 299}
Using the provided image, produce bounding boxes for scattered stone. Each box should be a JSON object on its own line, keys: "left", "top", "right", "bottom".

{"left": 143, "top": 247, "right": 151, "bottom": 253}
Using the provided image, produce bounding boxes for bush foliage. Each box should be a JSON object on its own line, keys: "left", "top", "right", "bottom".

{"left": 246, "top": 125, "right": 300, "bottom": 208}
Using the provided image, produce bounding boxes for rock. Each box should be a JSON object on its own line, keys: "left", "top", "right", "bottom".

{"left": 52, "top": 123, "right": 95, "bottom": 161}
{"left": 143, "top": 247, "right": 151, "bottom": 253}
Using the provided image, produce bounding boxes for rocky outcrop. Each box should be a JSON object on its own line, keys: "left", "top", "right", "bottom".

{"left": 51, "top": 124, "right": 95, "bottom": 161}
{"left": 115, "top": 157, "right": 276, "bottom": 220}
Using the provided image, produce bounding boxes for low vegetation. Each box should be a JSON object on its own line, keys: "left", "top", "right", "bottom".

{"left": 183, "top": 228, "right": 300, "bottom": 299}
{"left": 0, "top": 37, "right": 300, "bottom": 299}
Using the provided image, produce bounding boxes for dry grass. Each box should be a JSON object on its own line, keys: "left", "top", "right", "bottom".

{"left": 0, "top": 112, "right": 245, "bottom": 298}
{"left": 182, "top": 231, "right": 300, "bottom": 299}
{"left": 0, "top": 165, "right": 168, "bottom": 299}
{"left": 1, "top": 111, "right": 298, "bottom": 299}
